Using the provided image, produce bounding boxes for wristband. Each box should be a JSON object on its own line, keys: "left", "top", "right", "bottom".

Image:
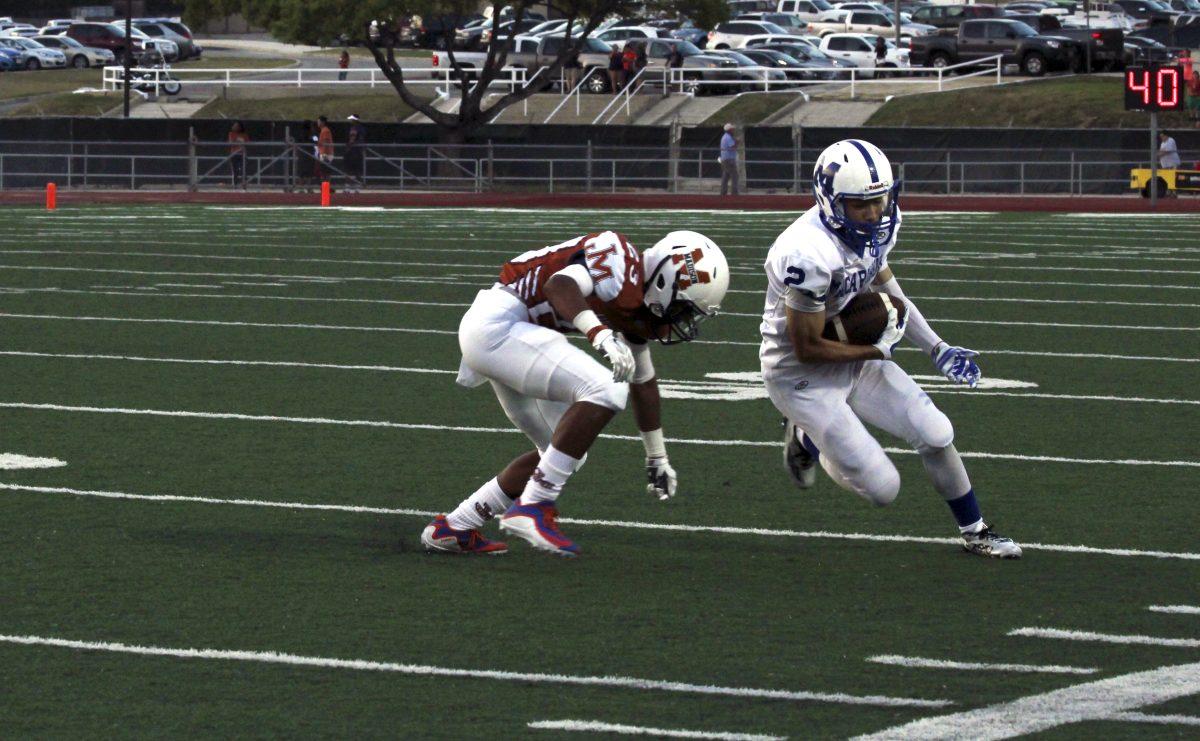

{"left": 641, "top": 428, "right": 666, "bottom": 459}
{"left": 573, "top": 309, "right": 607, "bottom": 344}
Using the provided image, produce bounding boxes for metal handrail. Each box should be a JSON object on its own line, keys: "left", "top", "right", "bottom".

{"left": 592, "top": 65, "right": 654, "bottom": 125}
{"left": 101, "top": 65, "right": 529, "bottom": 91}
{"left": 544, "top": 67, "right": 604, "bottom": 124}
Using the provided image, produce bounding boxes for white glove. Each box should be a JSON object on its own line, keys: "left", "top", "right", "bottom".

{"left": 933, "top": 342, "right": 981, "bottom": 387}
{"left": 872, "top": 304, "right": 906, "bottom": 359}
{"left": 646, "top": 456, "right": 677, "bottom": 500}
{"left": 592, "top": 328, "right": 635, "bottom": 383}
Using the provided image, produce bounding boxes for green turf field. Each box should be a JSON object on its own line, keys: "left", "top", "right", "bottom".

{"left": 0, "top": 204, "right": 1197, "bottom": 739}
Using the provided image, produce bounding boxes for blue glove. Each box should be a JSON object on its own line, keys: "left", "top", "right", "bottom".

{"left": 932, "top": 342, "right": 981, "bottom": 387}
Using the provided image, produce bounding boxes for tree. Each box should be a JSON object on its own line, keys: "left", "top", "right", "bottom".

{"left": 183, "top": 0, "right": 728, "bottom": 142}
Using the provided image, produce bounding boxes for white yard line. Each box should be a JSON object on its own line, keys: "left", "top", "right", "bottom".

{"left": 1111, "top": 712, "right": 1200, "bottom": 726}
{"left": 0, "top": 311, "right": 1197, "bottom": 363}
{"left": 1148, "top": 605, "right": 1200, "bottom": 615}
{"left": 0, "top": 633, "right": 949, "bottom": 709}
{"left": 852, "top": 661, "right": 1200, "bottom": 740}
{"left": 3, "top": 482, "right": 1199, "bottom": 562}
{"left": 527, "top": 719, "right": 785, "bottom": 740}
{"left": 1008, "top": 627, "right": 1200, "bottom": 648}
{"left": 1, "top": 351, "right": 1195, "bottom": 407}
{"left": 0, "top": 401, "right": 1197, "bottom": 468}
{"left": 4, "top": 284, "right": 1199, "bottom": 310}
{"left": 0, "top": 262, "right": 1195, "bottom": 292}
{"left": 866, "top": 655, "right": 1098, "bottom": 675}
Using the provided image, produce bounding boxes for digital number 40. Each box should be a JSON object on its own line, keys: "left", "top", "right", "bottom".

{"left": 1127, "top": 67, "right": 1180, "bottom": 108}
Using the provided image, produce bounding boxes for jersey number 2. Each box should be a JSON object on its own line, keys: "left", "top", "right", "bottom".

{"left": 783, "top": 266, "right": 806, "bottom": 288}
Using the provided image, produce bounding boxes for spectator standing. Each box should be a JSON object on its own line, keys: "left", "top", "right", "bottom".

{"left": 874, "top": 35, "right": 886, "bottom": 62}
{"left": 635, "top": 43, "right": 648, "bottom": 77}
{"left": 719, "top": 122, "right": 739, "bottom": 196}
{"left": 338, "top": 49, "right": 350, "bottom": 81}
{"left": 608, "top": 45, "right": 624, "bottom": 93}
{"left": 227, "top": 121, "right": 249, "bottom": 190}
{"left": 314, "top": 115, "right": 334, "bottom": 184}
{"left": 1187, "top": 69, "right": 1200, "bottom": 128}
{"left": 1159, "top": 130, "right": 1181, "bottom": 169}
{"left": 564, "top": 48, "right": 582, "bottom": 91}
{"left": 344, "top": 113, "right": 366, "bottom": 191}
{"left": 622, "top": 42, "right": 637, "bottom": 86}
{"left": 293, "top": 120, "right": 316, "bottom": 192}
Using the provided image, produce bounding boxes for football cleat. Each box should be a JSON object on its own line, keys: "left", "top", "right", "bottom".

{"left": 961, "top": 523, "right": 1022, "bottom": 559}
{"left": 782, "top": 419, "right": 817, "bottom": 490}
{"left": 421, "top": 515, "right": 507, "bottom": 555}
{"left": 498, "top": 501, "right": 579, "bottom": 557}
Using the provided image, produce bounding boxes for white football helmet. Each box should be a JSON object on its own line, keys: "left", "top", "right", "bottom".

{"left": 641, "top": 231, "right": 729, "bottom": 345}
{"left": 812, "top": 139, "right": 900, "bottom": 257}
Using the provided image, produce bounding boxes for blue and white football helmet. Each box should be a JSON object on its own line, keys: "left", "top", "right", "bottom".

{"left": 812, "top": 139, "right": 900, "bottom": 258}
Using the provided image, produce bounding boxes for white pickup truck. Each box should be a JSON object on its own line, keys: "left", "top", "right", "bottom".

{"left": 806, "top": 9, "right": 935, "bottom": 41}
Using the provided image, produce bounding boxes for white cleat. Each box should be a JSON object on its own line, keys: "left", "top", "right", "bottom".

{"left": 962, "top": 523, "right": 1023, "bottom": 559}
{"left": 783, "top": 420, "right": 817, "bottom": 490}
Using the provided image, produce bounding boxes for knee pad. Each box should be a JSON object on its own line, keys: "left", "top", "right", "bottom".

{"left": 909, "top": 397, "right": 955, "bottom": 451}
{"left": 579, "top": 378, "right": 628, "bottom": 412}
{"left": 867, "top": 467, "right": 901, "bottom": 507}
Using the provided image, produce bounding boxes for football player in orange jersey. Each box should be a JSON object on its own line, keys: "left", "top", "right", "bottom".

{"left": 421, "top": 230, "right": 729, "bottom": 557}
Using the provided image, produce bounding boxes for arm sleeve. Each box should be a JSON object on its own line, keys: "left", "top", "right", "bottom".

{"left": 780, "top": 255, "right": 833, "bottom": 313}
{"left": 873, "top": 275, "right": 943, "bottom": 355}
{"left": 555, "top": 262, "right": 596, "bottom": 298}
{"left": 627, "top": 336, "right": 655, "bottom": 384}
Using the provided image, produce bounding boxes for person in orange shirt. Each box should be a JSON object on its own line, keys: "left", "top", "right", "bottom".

{"left": 315, "top": 115, "right": 334, "bottom": 181}
{"left": 227, "top": 121, "right": 249, "bottom": 189}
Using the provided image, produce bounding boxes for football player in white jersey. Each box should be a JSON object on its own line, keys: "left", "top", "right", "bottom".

{"left": 760, "top": 139, "right": 1021, "bottom": 559}
{"left": 422, "top": 231, "right": 729, "bottom": 557}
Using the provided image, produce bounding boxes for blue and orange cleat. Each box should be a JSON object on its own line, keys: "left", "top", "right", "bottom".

{"left": 498, "top": 500, "right": 579, "bottom": 557}
{"left": 420, "top": 514, "right": 507, "bottom": 555}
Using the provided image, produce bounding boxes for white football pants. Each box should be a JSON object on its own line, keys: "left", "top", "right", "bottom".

{"left": 764, "top": 359, "right": 960, "bottom": 506}
{"left": 457, "top": 287, "right": 628, "bottom": 453}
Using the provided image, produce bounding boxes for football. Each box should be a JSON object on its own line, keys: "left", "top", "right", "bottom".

{"left": 821, "top": 292, "right": 907, "bottom": 345}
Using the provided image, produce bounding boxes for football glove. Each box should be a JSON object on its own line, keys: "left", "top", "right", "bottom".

{"left": 933, "top": 342, "right": 981, "bottom": 387}
{"left": 646, "top": 456, "right": 677, "bottom": 500}
{"left": 592, "top": 328, "right": 635, "bottom": 383}
{"left": 872, "top": 304, "right": 906, "bottom": 359}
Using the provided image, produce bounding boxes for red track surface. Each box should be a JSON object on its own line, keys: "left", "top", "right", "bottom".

{"left": 0, "top": 189, "right": 1197, "bottom": 212}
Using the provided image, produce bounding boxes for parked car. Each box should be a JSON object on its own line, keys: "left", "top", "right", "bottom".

{"left": 616, "top": 37, "right": 743, "bottom": 93}
{"left": 0, "top": 49, "right": 14, "bottom": 70}
{"left": 907, "top": 18, "right": 1082, "bottom": 75}
{"left": 459, "top": 18, "right": 544, "bottom": 50}
{"left": 38, "top": 25, "right": 69, "bottom": 36}
{"left": 708, "top": 48, "right": 794, "bottom": 89}
{"left": 910, "top": 4, "right": 1005, "bottom": 28}
{"left": 707, "top": 20, "right": 794, "bottom": 47}
{"left": 593, "top": 25, "right": 664, "bottom": 44}
{"left": 1122, "top": 32, "right": 1177, "bottom": 61}
{"left": 1, "top": 23, "right": 40, "bottom": 38}
{"left": 132, "top": 19, "right": 198, "bottom": 59}
{"left": 820, "top": 32, "right": 911, "bottom": 72}
{"left": 808, "top": 9, "right": 937, "bottom": 39}
{"left": 127, "top": 27, "right": 178, "bottom": 61}
{"left": 1110, "top": 0, "right": 1179, "bottom": 25}
{"left": 0, "top": 37, "right": 67, "bottom": 69}
{"left": 776, "top": 0, "right": 839, "bottom": 21}
{"left": 507, "top": 34, "right": 614, "bottom": 91}
{"left": 737, "top": 47, "right": 822, "bottom": 79}
{"left": 760, "top": 41, "right": 858, "bottom": 75}
{"left": 33, "top": 34, "right": 115, "bottom": 67}
{"left": 64, "top": 22, "right": 144, "bottom": 60}
{"left": 735, "top": 12, "right": 813, "bottom": 33}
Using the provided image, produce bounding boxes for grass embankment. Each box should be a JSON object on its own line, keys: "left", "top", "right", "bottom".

{"left": 0, "top": 57, "right": 295, "bottom": 101}
{"left": 699, "top": 92, "right": 796, "bottom": 127}
{"left": 868, "top": 74, "right": 1196, "bottom": 128}
{"left": 195, "top": 93, "right": 424, "bottom": 122}
{"left": 1, "top": 92, "right": 121, "bottom": 117}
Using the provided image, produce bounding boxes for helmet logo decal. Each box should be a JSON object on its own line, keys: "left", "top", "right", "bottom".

{"left": 816, "top": 161, "right": 841, "bottom": 196}
{"left": 671, "top": 248, "right": 710, "bottom": 289}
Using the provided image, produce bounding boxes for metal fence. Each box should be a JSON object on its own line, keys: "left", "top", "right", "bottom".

{"left": 0, "top": 138, "right": 1156, "bottom": 195}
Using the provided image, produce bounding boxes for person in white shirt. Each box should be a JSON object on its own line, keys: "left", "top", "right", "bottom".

{"left": 1158, "top": 131, "right": 1182, "bottom": 170}
{"left": 759, "top": 138, "right": 1021, "bottom": 559}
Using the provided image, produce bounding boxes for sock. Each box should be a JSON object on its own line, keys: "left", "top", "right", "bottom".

{"left": 801, "top": 431, "right": 820, "bottom": 459}
{"left": 519, "top": 445, "right": 581, "bottom": 504}
{"left": 446, "top": 477, "right": 512, "bottom": 531}
{"left": 946, "top": 489, "right": 984, "bottom": 533}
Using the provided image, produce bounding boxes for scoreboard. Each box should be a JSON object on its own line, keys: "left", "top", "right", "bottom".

{"left": 1124, "top": 65, "right": 1184, "bottom": 112}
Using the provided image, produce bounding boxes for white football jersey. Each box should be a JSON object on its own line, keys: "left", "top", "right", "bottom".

{"left": 759, "top": 205, "right": 901, "bottom": 378}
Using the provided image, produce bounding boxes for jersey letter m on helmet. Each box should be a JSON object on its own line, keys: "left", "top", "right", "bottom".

{"left": 672, "top": 248, "right": 711, "bottom": 289}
